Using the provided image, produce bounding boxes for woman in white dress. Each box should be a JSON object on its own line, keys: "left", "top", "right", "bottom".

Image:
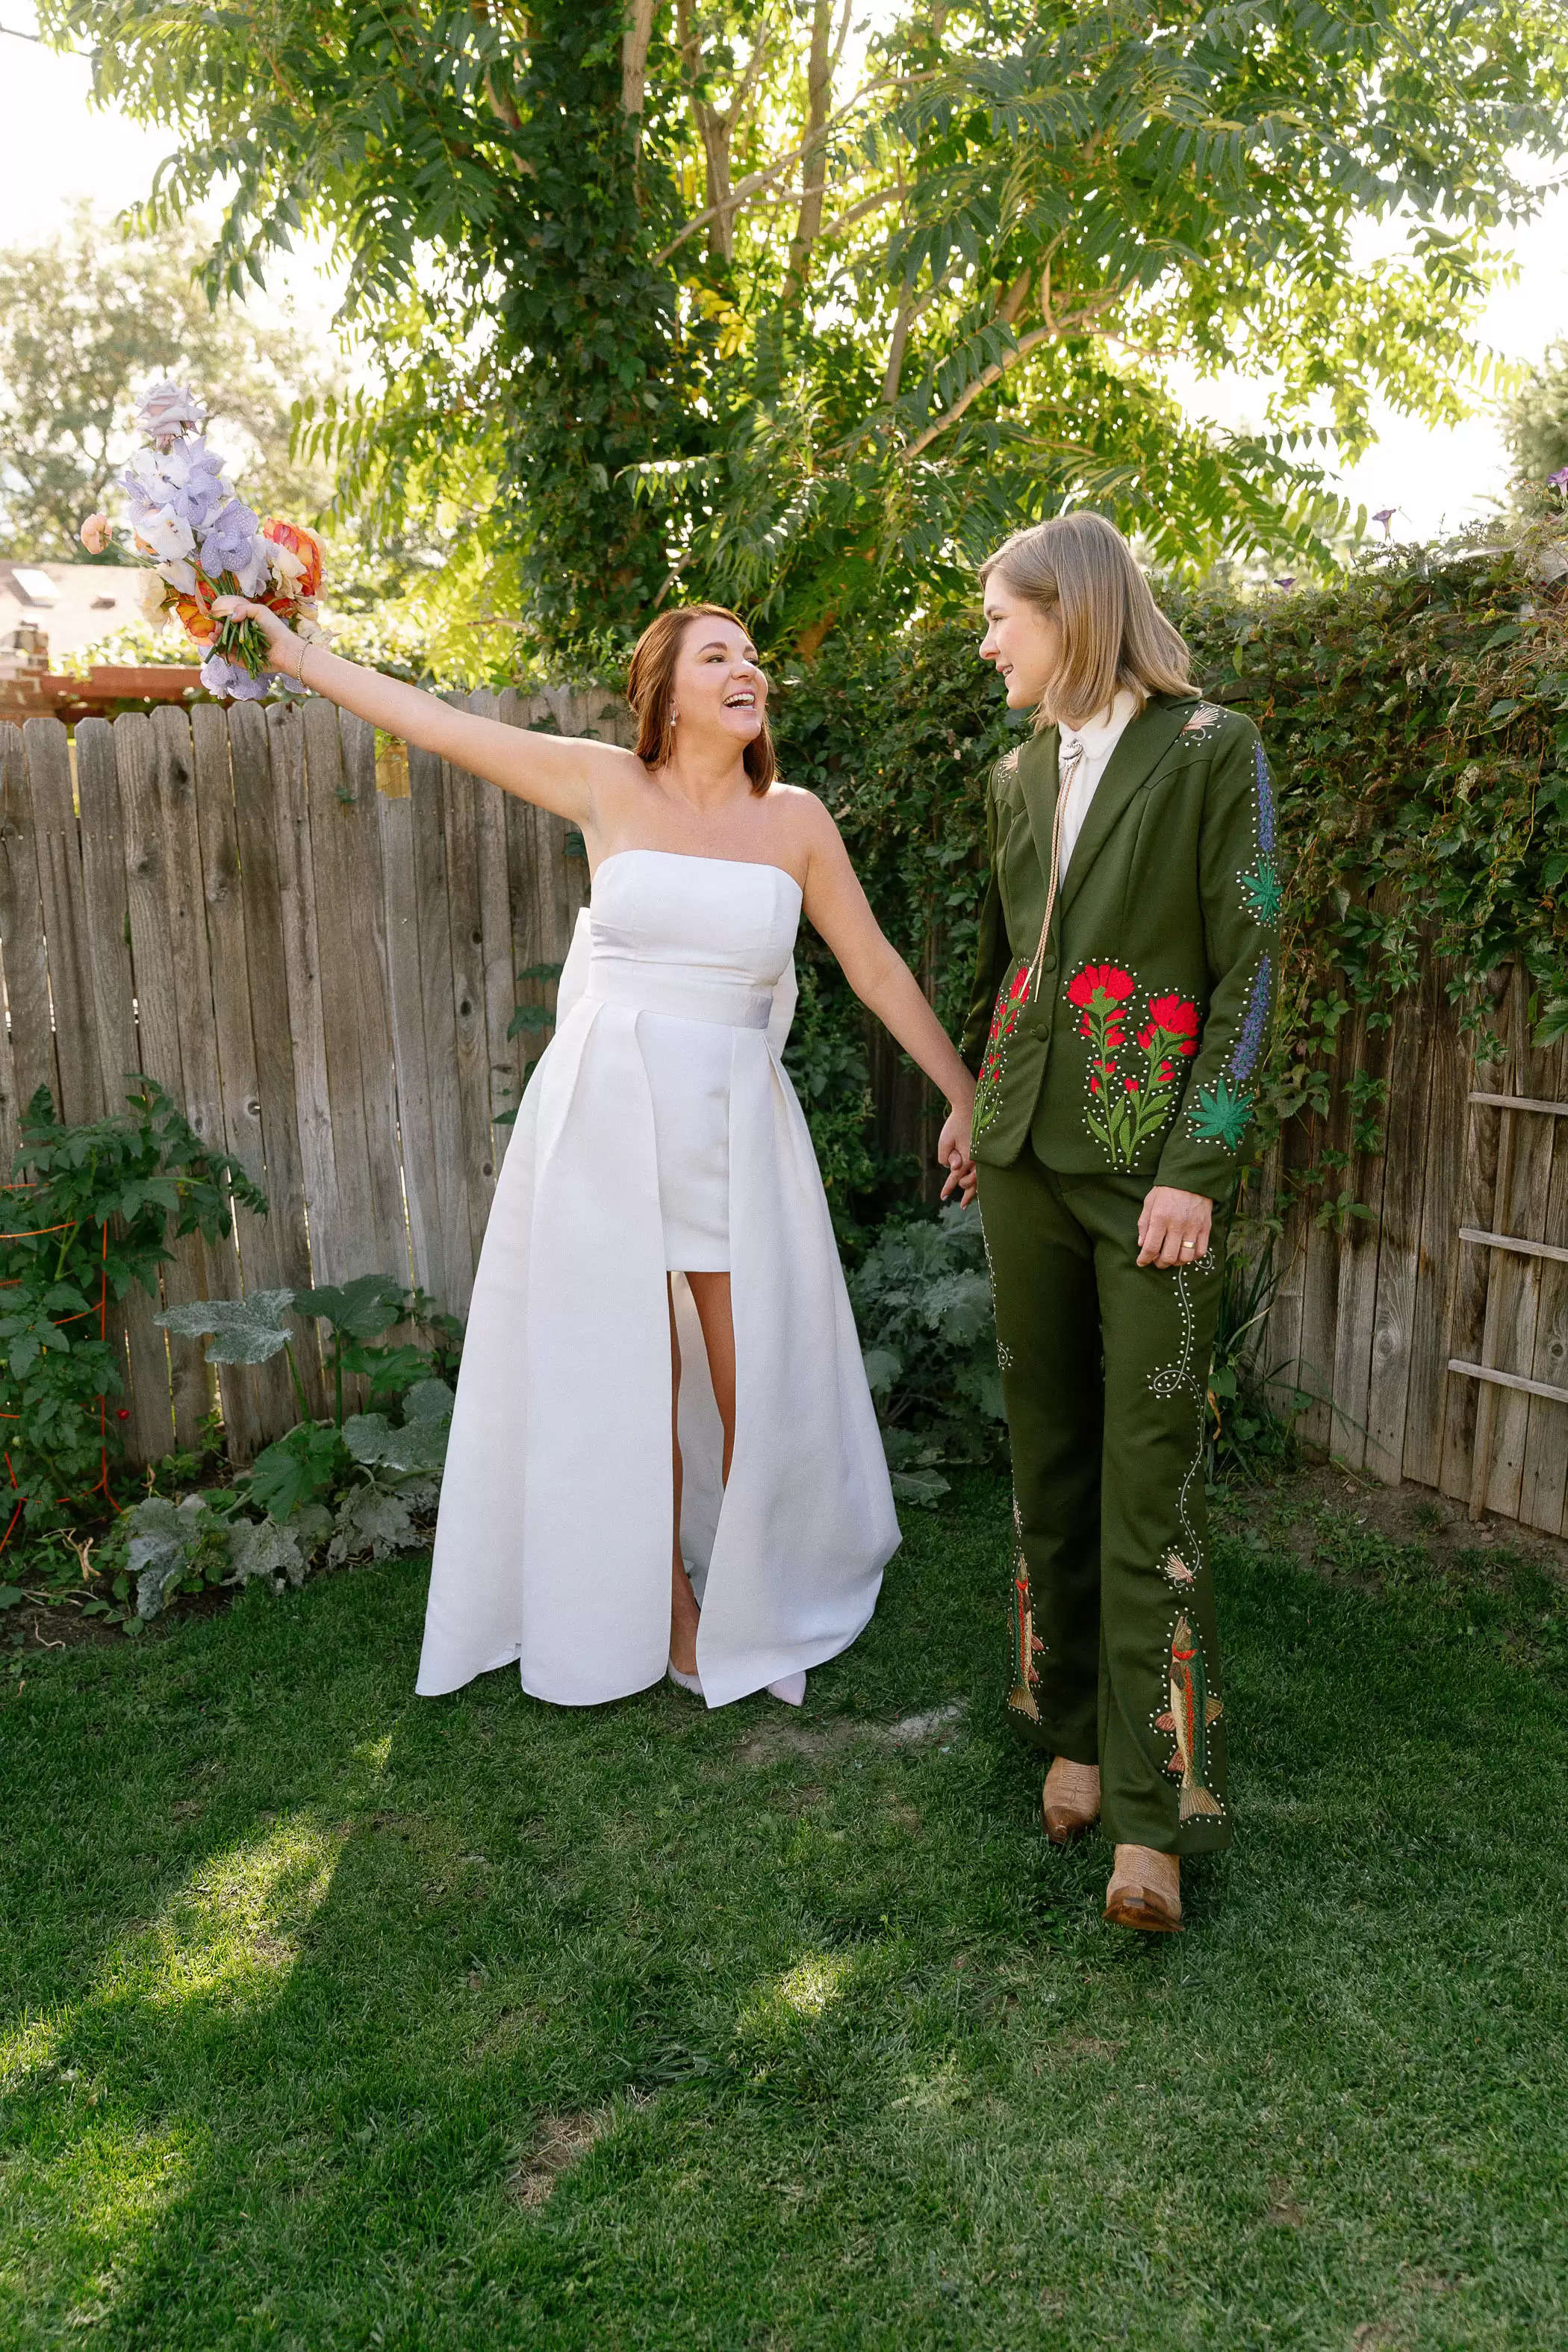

{"left": 214, "top": 594, "right": 980, "bottom": 1708}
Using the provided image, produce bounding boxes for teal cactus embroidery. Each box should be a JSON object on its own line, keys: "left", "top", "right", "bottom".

{"left": 1240, "top": 855, "right": 1281, "bottom": 925}
{"left": 1187, "top": 1075, "right": 1254, "bottom": 1151}
{"left": 1068, "top": 962, "right": 1201, "bottom": 1168}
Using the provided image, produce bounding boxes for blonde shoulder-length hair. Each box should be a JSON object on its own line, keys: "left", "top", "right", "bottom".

{"left": 980, "top": 512, "right": 1192, "bottom": 731}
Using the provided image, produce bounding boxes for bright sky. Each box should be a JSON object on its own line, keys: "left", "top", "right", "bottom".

{"left": 4, "top": 2, "right": 1566, "bottom": 541}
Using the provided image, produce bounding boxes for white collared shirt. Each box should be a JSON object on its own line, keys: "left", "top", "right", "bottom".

{"left": 1057, "top": 687, "right": 1140, "bottom": 873}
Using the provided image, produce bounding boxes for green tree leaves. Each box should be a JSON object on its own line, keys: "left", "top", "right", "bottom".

{"left": 37, "top": 1, "right": 1568, "bottom": 652}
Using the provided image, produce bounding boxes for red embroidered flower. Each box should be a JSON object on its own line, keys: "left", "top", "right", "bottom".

{"left": 1068, "top": 963, "right": 1136, "bottom": 1009}
{"left": 1007, "top": 965, "right": 1031, "bottom": 1005}
{"left": 1160, "top": 1060, "right": 1174, "bottom": 1081}
{"left": 1124, "top": 1078, "right": 1140, "bottom": 1094}
{"left": 1146, "top": 994, "right": 1200, "bottom": 1054}
{"left": 1089, "top": 1076, "right": 1100, "bottom": 1094}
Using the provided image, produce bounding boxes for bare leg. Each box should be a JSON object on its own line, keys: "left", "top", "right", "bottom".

{"left": 668, "top": 1278, "right": 700, "bottom": 1676}
{"left": 685, "top": 1272, "right": 736, "bottom": 1483}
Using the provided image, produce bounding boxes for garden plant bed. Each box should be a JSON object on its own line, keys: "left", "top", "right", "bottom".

{"left": 4, "top": 1469, "right": 1566, "bottom": 2349}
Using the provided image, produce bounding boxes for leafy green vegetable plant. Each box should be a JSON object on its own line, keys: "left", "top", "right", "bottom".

{"left": 0, "top": 1083, "right": 266, "bottom": 1531}
{"left": 847, "top": 1205, "right": 1005, "bottom": 1505}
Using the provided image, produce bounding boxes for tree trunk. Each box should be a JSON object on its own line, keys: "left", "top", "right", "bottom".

{"left": 784, "top": 0, "right": 835, "bottom": 299}
{"left": 621, "top": 0, "right": 658, "bottom": 114}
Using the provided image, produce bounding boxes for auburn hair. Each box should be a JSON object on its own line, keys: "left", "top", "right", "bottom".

{"left": 626, "top": 604, "right": 777, "bottom": 793}
{"left": 980, "top": 512, "right": 1192, "bottom": 731}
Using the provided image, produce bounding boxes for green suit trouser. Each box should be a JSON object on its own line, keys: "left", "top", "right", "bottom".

{"left": 977, "top": 1151, "right": 1232, "bottom": 1855}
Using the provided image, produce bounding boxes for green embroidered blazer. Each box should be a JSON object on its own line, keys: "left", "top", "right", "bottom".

{"left": 958, "top": 693, "right": 1280, "bottom": 1201}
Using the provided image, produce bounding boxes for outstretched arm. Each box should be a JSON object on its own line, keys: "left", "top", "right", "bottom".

{"left": 799, "top": 797, "right": 977, "bottom": 1207}
{"left": 211, "top": 597, "right": 641, "bottom": 828}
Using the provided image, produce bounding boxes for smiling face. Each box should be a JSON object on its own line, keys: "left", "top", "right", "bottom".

{"left": 979, "top": 573, "right": 1064, "bottom": 712}
{"left": 671, "top": 614, "right": 768, "bottom": 753}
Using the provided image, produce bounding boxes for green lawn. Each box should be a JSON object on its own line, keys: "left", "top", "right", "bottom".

{"left": 3, "top": 1472, "right": 1566, "bottom": 2351}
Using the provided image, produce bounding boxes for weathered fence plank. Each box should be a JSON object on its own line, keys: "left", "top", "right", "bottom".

{"left": 24, "top": 716, "right": 102, "bottom": 1126}
{"left": 408, "top": 740, "right": 472, "bottom": 1313}
{"left": 117, "top": 713, "right": 205, "bottom": 1449}
{"left": 228, "top": 704, "right": 328, "bottom": 1420}
{"left": 190, "top": 704, "right": 290, "bottom": 1454}
{"left": 1400, "top": 959, "right": 1468, "bottom": 1488}
{"left": 268, "top": 703, "right": 342, "bottom": 1294}
{"left": 333, "top": 711, "right": 409, "bottom": 1289}
{"left": 379, "top": 784, "right": 448, "bottom": 1309}
{"left": 1363, "top": 973, "right": 1439, "bottom": 1482}
{"left": 438, "top": 744, "right": 498, "bottom": 1274}
{"left": 1520, "top": 1091, "right": 1568, "bottom": 1535}
{"left": 468, "top": 694, "right": 523, "bottom": 1151}
{"left": 0, "top": 720, "right": 61, "bottom": 1128}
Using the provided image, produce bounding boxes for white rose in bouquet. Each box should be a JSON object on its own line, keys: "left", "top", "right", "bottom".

{"left": 131, "top": 503, "right": 198, "bottom": 564}
{"left": 137, "top": 568, "right": 174, "bottom": 626}
{"left": 134, "top": 380, "right": 205, "bottom": 445}
{"left": 156, "top": 557, "right": 200, "bottom": 596}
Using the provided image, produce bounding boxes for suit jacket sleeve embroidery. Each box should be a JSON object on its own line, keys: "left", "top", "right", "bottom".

{"left": 1157, "top": 732, "right": 1281, "bottom": 1198}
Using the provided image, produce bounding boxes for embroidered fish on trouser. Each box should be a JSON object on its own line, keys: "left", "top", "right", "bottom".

{"left": 1155, "top": 1613, "right": 1224, "bottom": 1819}
{"left": 1008, "top": 1554, "right": 1044, "bottom": 1720}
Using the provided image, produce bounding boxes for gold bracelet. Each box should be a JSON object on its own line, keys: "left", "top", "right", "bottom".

{"left": 296, "top": 639, "right": 320, "bottom": 694}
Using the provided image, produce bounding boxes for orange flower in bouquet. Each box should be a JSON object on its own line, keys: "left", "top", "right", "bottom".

{"left": 261, "top": 518, "right": 325, "bottom": 606}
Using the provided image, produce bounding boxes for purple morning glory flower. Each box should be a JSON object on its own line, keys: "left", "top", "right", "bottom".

{"left": 199, "top": 652, "right": 272, "bottom": 700}
{"left": 198, "top": 496, "right": 264, "bottom": 581}
{"left": 1372, "top": 506, "right": 1396, "bottom": 531}
{"left": 1273, "top": 576, "right": 1295, "bottom": 589}
{"left": 1549, "top": 466, "right": 1568, "bottom": 492}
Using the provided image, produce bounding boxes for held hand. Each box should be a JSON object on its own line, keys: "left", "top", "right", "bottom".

{"left": 209, "top": 595, "right": 308, "bottom": 677}
{"left": 1136, "top": 1184, "right": 1213, "bottom": 1270}
{"left": 937, "top": 1103, "right": 978, "bottom": 1210}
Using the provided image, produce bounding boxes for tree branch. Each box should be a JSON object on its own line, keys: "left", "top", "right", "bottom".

{"left": 897, "top": 325, "right": 1060, "bottom": 461}
{"left": 651, "top": 72, "right": 918, "bottom": 267}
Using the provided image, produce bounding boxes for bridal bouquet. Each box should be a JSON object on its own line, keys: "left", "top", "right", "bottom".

{"left": 79, "top": 380, "right": 326, "bottom": 700}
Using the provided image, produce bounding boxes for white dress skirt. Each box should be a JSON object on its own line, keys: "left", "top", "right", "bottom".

{"left": 414, "top": 848, "right": 900, "bottom": 1708}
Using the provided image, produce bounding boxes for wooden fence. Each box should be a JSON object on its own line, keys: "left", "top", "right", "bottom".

{"left": 1257, "top": 966, "right": 1568, "bottom": 1537}
{"left": 0, "top": 692, "right": 627, "bottom": 1468}
{"left": 1, "top": 694, "right": 1564, "bottom": 1531}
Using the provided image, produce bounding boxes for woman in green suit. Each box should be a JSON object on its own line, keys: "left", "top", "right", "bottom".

{"left": 938, "top": 514, "right": 1278, "bottom": 1932}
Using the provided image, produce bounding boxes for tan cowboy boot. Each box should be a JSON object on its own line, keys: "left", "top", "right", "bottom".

{"left": 1104, "top": 1844, "right": 1181, "bottom": 1932}
{"left": 1041, "top": 1756, "right": 1101, "bottom": 1845}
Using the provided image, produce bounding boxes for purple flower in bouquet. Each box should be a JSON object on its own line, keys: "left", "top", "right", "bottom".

{"left": 199, "top": 497, "right": 270, "bottom": 595}
{"left": 199, "top": 650, "right": 272, "bottom": 700}
{"left": 134, "top": 380, "right": 205, "bottom": 445}
{"left": 156, "top": 437, "right": 228, "bottom": 530}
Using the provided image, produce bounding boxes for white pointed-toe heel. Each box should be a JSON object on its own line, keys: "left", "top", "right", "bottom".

{"left": 667, "top": 1660, "right": 704, "bottom": 1698}
{"left": 766, "top": 1671, "right": 806, "bottom": 1707}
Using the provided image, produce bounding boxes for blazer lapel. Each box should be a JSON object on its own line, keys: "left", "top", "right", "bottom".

{"left": 1015, "top": 725, "right": 1061, "bottom": 899}
{"left": 1058, "top": 695, "right": 1195, "bottom": 914}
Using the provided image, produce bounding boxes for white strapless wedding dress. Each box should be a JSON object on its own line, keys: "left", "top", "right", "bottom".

{"left": 415, "top": 849, "right": 900, "bottom": 1709}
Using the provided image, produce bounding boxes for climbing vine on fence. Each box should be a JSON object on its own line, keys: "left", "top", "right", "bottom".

{"left": 769, "top": 530, "right": 1568, "bottom": 1231}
